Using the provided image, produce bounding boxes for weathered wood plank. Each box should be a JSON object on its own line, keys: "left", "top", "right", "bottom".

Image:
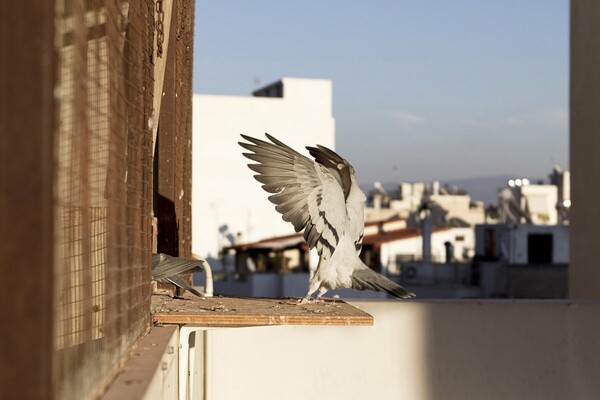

{"left": 155, "top": 0, "right": 193, "bottom": 259}
{"left": 151, "top": 295, "right": 374, "bottom": 326}
{"left": 0, "top": 1, "right": 56, "bottom": 398}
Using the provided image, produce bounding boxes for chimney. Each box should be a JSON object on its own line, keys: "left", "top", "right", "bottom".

{"left": 420, "top": 207, "right": 432, "bottom": 263}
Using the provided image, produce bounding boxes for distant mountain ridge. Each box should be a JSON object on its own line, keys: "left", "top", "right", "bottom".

{"left": 360, "top": 174, "right": 544, "bottom": 206}
{"left": 445, "top": 175, "right": 518, "bottom": 205}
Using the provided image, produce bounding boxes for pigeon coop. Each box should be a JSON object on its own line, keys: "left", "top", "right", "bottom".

{"left": 0, "top": 0, "right": 194, "bottom": 399}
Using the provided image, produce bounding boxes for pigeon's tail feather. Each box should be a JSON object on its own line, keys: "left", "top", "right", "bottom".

{"left": 152, "top": 253, "right": 205, "bottom": 298}
{"left": 350, "top": 267, "right": 415, "bottom": 299}
{"left": 152, "top": 253, "right": 204, "bottom": 279}
{"left": 167, "top": 275, "right": 204, "bottom": 298}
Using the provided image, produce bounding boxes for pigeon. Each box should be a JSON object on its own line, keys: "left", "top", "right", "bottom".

{"left": 152, "top": 253, "right": 205, "bottom": 298}
{"left": 239, "top": 133, "right": 415, "bottom": 302}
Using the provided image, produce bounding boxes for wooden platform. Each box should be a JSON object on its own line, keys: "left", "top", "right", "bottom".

{"left": 151, "top": 294, "right": 373, "bottom": 327}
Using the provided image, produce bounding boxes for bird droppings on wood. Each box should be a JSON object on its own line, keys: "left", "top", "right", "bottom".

{"left": 151, "top": 293, "right": 373, "bottom": 326}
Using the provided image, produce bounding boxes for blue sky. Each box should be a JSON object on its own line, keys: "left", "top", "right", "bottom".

{"left": 193, "top": 0, "right": 569, "bottom": 184}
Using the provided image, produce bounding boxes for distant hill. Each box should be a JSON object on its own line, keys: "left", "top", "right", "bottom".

{"left": 361, "top": 175, "right": 544, "bottom": 206}
{"left": 445, "top": 175, "right": 514, "bottom": 205}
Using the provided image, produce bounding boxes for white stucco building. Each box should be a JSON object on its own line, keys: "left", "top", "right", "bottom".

{"left": 475, "top": 224, "right": 569, "bottom": 264}
{"left": 365, "top": 180, "right": 486, "bottom": 226}
{"left": 511, "top": 183, "right": 559, "bottom": 225}
{"left": 192, "top": 78, "right": 335, "bottom": 260}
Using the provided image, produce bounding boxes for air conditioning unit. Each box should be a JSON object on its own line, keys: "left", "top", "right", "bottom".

{"left": 402, "top": 264, "right": 419, "bottom": 283}
{"left": 401, "top": 262, "right": 436, "bottom": 284}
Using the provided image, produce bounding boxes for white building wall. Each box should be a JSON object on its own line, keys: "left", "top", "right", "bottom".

{"left": 432, "top": 227, "right": 475, "bottom": 261}
{"left": 524, "top": 184, "right": 558, "bottom": 224}
{"left": 379, "top": 227, "right": 475, "bottom": 272}
{"left": 188, "top": 301, "right": 600, "bottom": 400}
{"left": 512, "top": 225, "right": 570, "bottom": 264}
{"left": 514, "top": 184, "right": 558, "bottom": 224}
{"left": 379, "top": 237, "right": 422, "bottom": 266}
{"left": 475, "top": 224, "right": 569, "bottom": 264}
{"left": 552, "top": 225, "right": 570, "bottom": 263}
{"left": 192, "top": 78, "right": 335, "bottom": 259}
{"left": 429, "top": 194, "right": 486, "bottom": 226}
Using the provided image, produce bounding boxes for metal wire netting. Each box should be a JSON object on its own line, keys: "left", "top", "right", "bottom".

{"left": 53, "top": 0, "right": 154, "bottom": 398}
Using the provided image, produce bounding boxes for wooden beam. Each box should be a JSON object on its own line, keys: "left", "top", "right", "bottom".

{"left": 0, "top": 1, "right": 56, "bottom": 398}
{"left": 155, "top": 0, "right": 194, "bottom": 262}
{"left": 151, "top": 0, "right": 174, "bottom": 156}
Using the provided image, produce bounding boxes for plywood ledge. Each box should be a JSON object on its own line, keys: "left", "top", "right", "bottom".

{"left": 151, "top": 294, "right": 373, "bottom": 326}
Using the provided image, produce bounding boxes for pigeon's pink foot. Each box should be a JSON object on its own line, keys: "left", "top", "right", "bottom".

{"left": 296, "top": 297, "right": 323, "bottom": 305}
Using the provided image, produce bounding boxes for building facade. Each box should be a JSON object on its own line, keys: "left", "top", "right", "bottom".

{"left": 191, "top": 78, "right": 335, "bottom": 260}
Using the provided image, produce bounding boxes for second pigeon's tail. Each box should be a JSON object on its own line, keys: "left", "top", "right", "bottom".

{"left": 350, "top": 267, "right": 415, "bottom": 299}
{"left": 152, "top": 253, "right": 206, "bottom": 298}
{"left": 167, "top": 275, "right": 204, "bottom": 298}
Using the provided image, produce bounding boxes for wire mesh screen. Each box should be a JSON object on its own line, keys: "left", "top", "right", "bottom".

{"left": 53, "top": 0, "right": 154, "bottom": 398}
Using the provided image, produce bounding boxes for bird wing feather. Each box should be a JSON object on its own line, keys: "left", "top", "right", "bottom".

{"left": 306, "top": 144, "right": 365, "bottom": 254}
{"left": 240, "top": 134, "right": 351, "bottom": 259}
{"left": 240, "top": 134, "right": 415, "bottom": 299}
{"left": 151, "top": 253, "right": 204, "bottom": 280}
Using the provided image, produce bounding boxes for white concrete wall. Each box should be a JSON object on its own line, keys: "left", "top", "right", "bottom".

{"left": 105, "top": 326, "right": 179, "bottom": 400}
{"left": 475, "top": 224, "right": 569, "bottom": 264}
{"left": 429, "top": 194, "right": 486, "bottom": 226}
{"left": 189, "top": 300, "right": 600, "bottom": 400}
{"left": 192, "top": 78, "right": 335, "bottom": 260}
{"left": 434, "top": 227, "right": 474, "bottom": 261}
{"left": 513, "top": 225, "right": 570, "bottom": 264}
{"left": 518, "top": 185, "right": 559, "bottom": 224}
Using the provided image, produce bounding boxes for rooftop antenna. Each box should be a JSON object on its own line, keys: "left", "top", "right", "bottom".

{"left": 393, "top": 164, "right": 400, "bottom": 183}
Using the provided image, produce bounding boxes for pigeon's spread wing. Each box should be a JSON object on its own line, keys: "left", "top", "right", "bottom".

{"left": 240, "top": 134, "right": 349, "bottom": 259}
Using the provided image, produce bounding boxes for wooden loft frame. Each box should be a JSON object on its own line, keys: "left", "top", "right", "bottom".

{"left": 0, "top": 1, "right": 56, "bottom": 398}
{"left": 0, "top": 0, "right": 196, "bottom": 398}
{"left": 154, "top": 0, "right": 193, "bottom": 261}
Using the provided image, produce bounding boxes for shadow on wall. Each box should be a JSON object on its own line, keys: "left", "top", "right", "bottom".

{"left": 416, "top": 301, "right": 600, "bottom": 400}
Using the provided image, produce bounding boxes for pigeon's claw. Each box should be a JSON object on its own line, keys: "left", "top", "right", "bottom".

{"left": 296, "top": 296, "right": 324, "bottom": 305}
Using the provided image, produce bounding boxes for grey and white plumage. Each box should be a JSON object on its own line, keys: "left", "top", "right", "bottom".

{"left": 152, "top": 253, "right": 204, "bottom": 298}
{"left": 239, "top": 133, "right": 415, "bottom": 300}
